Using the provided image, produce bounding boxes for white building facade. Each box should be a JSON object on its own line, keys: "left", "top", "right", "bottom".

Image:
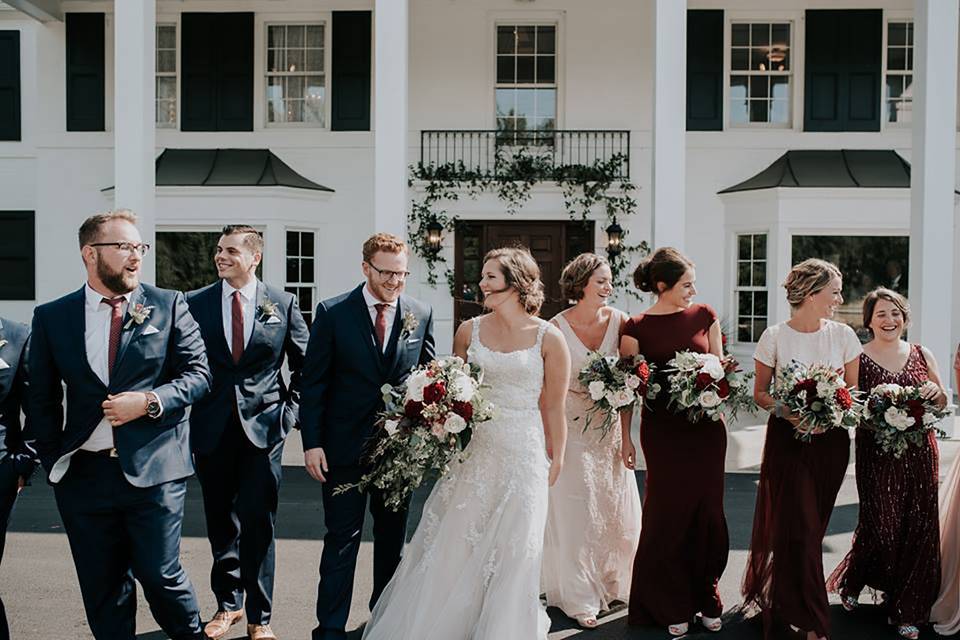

{"left": 0, "top": 0, "right": 957, "bottom": 401}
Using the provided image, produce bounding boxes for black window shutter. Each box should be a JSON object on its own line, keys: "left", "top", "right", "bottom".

{"left": 0, "top": 31, "right": 21, "bottom": 141}
{"left": 804, "top": 10, "right": 881, "bottom": 132}
{"left": 181, "top": 13, "right": 253, "bottom": 132}
{"left": 686, "top": 10, "right": 724, "bottom": 131}
{"left": 0, "top": 211, "right": 34, "bottom": 300}
{"left": 65, "top": 13, "right": 105, "bottom": 132}
{"left": 331, "top": 11, "right": 371, "bottom": 131}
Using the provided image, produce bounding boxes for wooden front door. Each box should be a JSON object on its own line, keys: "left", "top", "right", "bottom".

{"left": 454, "top": 220, "right": 595, "bottom": 327}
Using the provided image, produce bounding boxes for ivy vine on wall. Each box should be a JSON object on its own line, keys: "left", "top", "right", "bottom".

{"left": 407, "top": 148, "right": 649, "bottom": 299}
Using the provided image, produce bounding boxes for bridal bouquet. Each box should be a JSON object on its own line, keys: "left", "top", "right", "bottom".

{"left": 578, "top": 352, "right": 655, "bottom": 439}
{"left": 773, "top": 361, "right": 863, "bottom": 442}
{"left": 862, "top": 383, "right": 951, "bottom": 458}
{"left": 662, "top": 351, "right": 755, "bottom": 423}
{"left": 335, "top": 356, "right": 494, "bottom": 511}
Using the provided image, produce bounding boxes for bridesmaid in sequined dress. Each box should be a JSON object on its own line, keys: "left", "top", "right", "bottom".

{"left": 826, "top": 289, "right": 948, "bottom": 640}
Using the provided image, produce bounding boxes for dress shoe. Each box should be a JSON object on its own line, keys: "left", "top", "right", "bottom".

{"left": 248, "top": 623, "right": 278, "bottom": 640}
{"left": 204, "top": 610, "right": 244, "bottom": 639}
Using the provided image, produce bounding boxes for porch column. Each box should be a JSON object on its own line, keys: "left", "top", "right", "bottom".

{"left": 114, "top": 0, "right": 156, "bottom": 280}
{"left": 910, "top": 0, "right": 958, "bottom": 403}
{"left": 373, "top": 0, "right": 408, "bottom": 238}
{"left": 651, "top": 0, "right": 686, "bottom": 251}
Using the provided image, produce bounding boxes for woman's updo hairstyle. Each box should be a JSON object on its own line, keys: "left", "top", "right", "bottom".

{"left": 633, "top": 247, "right": 694, "bottom": 294}
{"left": 484, "top": 246, "right": 545, "bottom": 315}
{"left": 783, "top": 258, "right": 842, "bottom": 309}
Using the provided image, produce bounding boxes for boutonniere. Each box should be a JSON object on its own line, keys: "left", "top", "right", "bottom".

{"left": 124, "top": 303, "right": 154, "bottom": 330}
{"left": 258, "top": 300, "right": 282, "bottom": 324}
{"left": 400, "top": 311, "right": 419, "bottom": 340}
{"left": 0, "top": 339, "right": 6, "bottom": 350}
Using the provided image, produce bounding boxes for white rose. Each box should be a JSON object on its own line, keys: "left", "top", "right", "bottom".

{"left": 604, "top": 390, "right": 619, "bottom": 408}
{"left": 383, "top": 419, "right": 400, "bottom": 436}
{"left": 699, "top": 390, "right": 722, "bottom": 408}
{"left": 698, "top": 354, "right": 725, "bottom": 380}
{"left": 404, "top": 372, "right": 429, "bottom": 403}
{"left": 873, "top": 383, "right": 902, "bottom": 396}
{"left": 588, "top": 380, "right": 606, "bottom": 401}
{"left": 611, "top": 388, "right": 634, "bottom": 408}
{"left": 449, "top": 372, "right": 476, "bottom": 402}
{"left": 624, "top": 374, "right": 641, "bottom": 390}
{"left": 816, "top": 381, "right": 834, "bottom": 399}
{"left": 922, "top": 412, "right": 938, "bottom": 426}
{"left": 884, "top": 406, "right": 915, "bottom": 431}
{"left": 443, "top": 412, "right": 467, "bottom": 434}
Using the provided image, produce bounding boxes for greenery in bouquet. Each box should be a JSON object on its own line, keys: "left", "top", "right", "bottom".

{"left": 577, "top": 352, "right": 655, "bottom": 439}
{"left": 661, "top": 350, "right": 756, "bottom": 423}
{"left": 334, "top": 356, "right": 494, "bottom": 511}
{"left": 774, "top": 361, "right": 863, "bottom": 442}
{"left": 862, "top": 383, "right": 952, "bottom": 458}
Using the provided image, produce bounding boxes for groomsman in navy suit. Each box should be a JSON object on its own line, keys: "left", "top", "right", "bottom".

{"left": 301, "top": 233, "right": 436, "bottom": 640}
{"left": 0, "top": 316, "right": 35, "bottom": 640}
{"left": 27, "top": 210, "right": 211, "bottom": 640}
{"left": 186, "top": 225, "right": 309, "bottom": 640}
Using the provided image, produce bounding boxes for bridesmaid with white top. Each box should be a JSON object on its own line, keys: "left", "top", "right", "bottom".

{"left": 541, "top": 253, "right": 642, "bottom": 629}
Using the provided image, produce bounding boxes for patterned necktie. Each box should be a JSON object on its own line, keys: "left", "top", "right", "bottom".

{"left": 374, "top": 303, "right": 388, "bottom": 351}
{"left": 232, "top": 290, "right": 244, "bottom": 364}
{"left": 102, "top": 297, "right": 124, "bottom": 379}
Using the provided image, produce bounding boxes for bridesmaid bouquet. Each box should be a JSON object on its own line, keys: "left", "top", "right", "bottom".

{"left": 334, "top": 356, "right": 495, "bottom": 511}
{"left": 774, "top": 361, "right": 863, "bottom": 442}
{"left": 862, "top": 383, "right": 951, "bottom": 458}
{"left": 578, "top": 352, "right": 655, "bottom": 438}
{"left": 662, "top": 351, "right": 755, "bottom": 422}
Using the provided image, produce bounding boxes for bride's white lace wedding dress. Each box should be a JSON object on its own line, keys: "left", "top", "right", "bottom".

{"left": 362, "top": 316, "right": 552, "bottom": 640}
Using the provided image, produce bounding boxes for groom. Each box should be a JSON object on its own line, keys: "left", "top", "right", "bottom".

{"left": 301, "top": 233, "right": 435, "bottom": 640}
{"left": 28, "top": 210, "right": 211, "bottom": 639}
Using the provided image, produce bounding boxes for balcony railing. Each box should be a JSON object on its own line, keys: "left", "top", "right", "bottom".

{"left": 419, "top": 130, "right": 631, "bottom": 180}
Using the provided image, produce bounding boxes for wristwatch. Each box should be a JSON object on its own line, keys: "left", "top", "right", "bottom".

{"left": 145, "top": 392, "right": 162, "bottom": 419}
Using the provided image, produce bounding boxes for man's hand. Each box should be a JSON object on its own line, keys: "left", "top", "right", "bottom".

{"left": 102, "top": 392, "right": 149, "bottom": 427}
{"left": 305, "top": 447, "right": 329, "bottom": 483}
{"left": 16, "top": 476, "right": 25, "bottom": 494}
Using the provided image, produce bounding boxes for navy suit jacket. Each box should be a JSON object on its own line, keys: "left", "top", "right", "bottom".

{"left": 186, "top": 280, "right": 309, "bottom": 454}
{"left": 0, "top": 317, "right": 36, "bottom": 478}
{"left": 28, "top": 284, "right": 212, "bottom": 487}
{"left": 300, "top": 285, "right": 436, "bottom": 466}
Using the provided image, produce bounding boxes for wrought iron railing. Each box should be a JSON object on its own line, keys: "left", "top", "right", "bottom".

{"left": 419, "top": 129, "right": 631, "bottom": 180}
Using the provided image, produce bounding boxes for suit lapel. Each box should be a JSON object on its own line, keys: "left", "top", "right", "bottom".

{"left": 239, "top": 281, "right": 268, "bottom": 365}
{"left": 210, "top": 281, "right": 232, "bottom": 361}
{"left": 73, "top": 287, "right": 107, "bottom": 389}
{"left": 351, "top": 286, "right": 384, "bottom": 370}
{"left": 385, "top": 297, "right": 407, "bottom": 375}
{"left": 113, "top": 285, "right": 147, "bottom": 370}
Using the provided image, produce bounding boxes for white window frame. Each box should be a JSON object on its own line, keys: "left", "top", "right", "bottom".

{"left": 882, "top": 14, "right": 914, "bottom": 129}
{"left": 489, "top": 11, "right": 565, "bottom": 132}
{"left": 726, "top": 19, "right": 795, "bottom": 130}
{"left": 155, "top": 21, "right": 178, "bottom": 129}
{"left": 285, "top": 228, "right": 318, "bottom": 323}
{"left": 732, "top": 232, "right": 770, "bottom": 345}
{"left": 261, "top": 19, "right": 331, "bottom": 130}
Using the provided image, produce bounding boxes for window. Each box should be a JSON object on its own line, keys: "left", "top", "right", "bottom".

{"left": 266, "top": 24, "right": 326, "bottom": 126}
{"left": 285, "top": 230, "right": 316, "bottom": 324}
{"left": 156, "top": 24, "right": 177, "bottom": 128}
{"left": 0, "top": 211, "right": 34, "bottom": 300}
{"left": 729, "top": 22, "right": 792, "bottom": 126}
{"left": 0, "top": 31, "right": 21, "bottom": 141}
{"left": 885, "top": 21, "right": 913, "bottom": 124}
{"left": 65, "top": 12, "right": 105, "bottom": 132}
{"left": 495, "top": 25, "right": 557, "bottom": 133}
{"left": 734, "top": 234, "right": 768, "bottom": 343}
{"left": 792, "top": 235, "right": 908, "bottom": 339}
{"left": 157, "top": 230, "right": 263, "bottom": 292}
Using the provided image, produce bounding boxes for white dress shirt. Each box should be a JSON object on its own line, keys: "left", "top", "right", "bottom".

{"left": 222, "top": 278, "right": 257, "bottom": 351}
{"left": 362, "top": 285, "right": 397, "bottom": 352}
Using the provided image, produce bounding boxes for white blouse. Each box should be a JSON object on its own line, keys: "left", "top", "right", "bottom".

{"left": 754, "top": 320, "right": 862, "bottom": 374}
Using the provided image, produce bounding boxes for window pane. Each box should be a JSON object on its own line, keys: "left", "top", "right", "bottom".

{"left": 537, "top": 26, "right": 556, "bottom": 54}
{"left": 157, "top": 50, "right": 176, "bottom": 73}
{"left": 750, "top": 76, "right": 769, "bottom": 99}
{"left": 158, "top": 25, "right": 176, "bottom": 49}
{"left": 729, "top": 97, "right": 749, "bottom": 124}
{"left": 732, "top": 24, "right": 749, "bottom": 46}
{"left": 737, "top": 262, "right": 751, "bottom": 287}
{"left": 267, "top": 49, "right": 284, "bottom": 73}
{"left": 287, "top": 76, "right": 304, "bottom": 100}
{"left": 306, "top": 25, "right": 324, "bottom": 47}
{"left": 157, "top": 232, "right": 220, "bottom": 291}
{"left": 305, "top": 48, "right": 323, "bottom": 72}
{"left": 738, "top": 235, "right": 752, "bottom": 260}
{"left": 753, "top": 234, "right": 767, "bottom": 259}
{"left": 286, "top": 231, "right": 299, "bottom": 255}
{"left": 771, "top": 76, "right": 790, "bottom": 100}
{"left": 515, "top": 89, "right": 535, "bottom": 119}
{"left": 287, "top": 49, "right": 304, "bottom": 73}
{"left": 536, "top": 88, "right": 556, "bottom": 120}
{"left": 516, "top": 26, "right": 535, "bottom": 53}
{"left": 750, "top": 99, "right": 769, "bottom": 122}
{"left": 888, "top": 22, "right": 907, "bottom": 46}
{"left": 751, "top": 47, "right": 768, "bottom": 71}
{"left": 537, "top": 56, "right": 555, "bottom": 84}
{"left": 752, "top": 261, "right": 766, "bottom": 286}
{"left": 906, "top": 48, "right": 913, "bottom": 71}
{"left": 888, "top": 47, "right": 907, "bottom": 71}
{"left": 751, "top": 23, "right": 770, "bottom": 46}
{"left": 730, "top": 75, "right": 748, "bottom": 101}
{"left": 300, "top": 258, "right": 313, "bottom": 283}
{"left": 497, "top": 26, "right": 515, "bottom": 54}
{"left": 754, "top": 291, "right": 768, "bottom": 316}
{"left": 738, "top": 323, "right": 752, "bottom": 343}
{"left": 771, "top": 23, "right": 790, "bottom": 48}
{"left": 300, "top": 232, "right": 314, "bottom": 257}
{"left": 268, "top": 26, "right": 285, "bottom": 49}
{"left": 305, "top": 81, "right": 325, "bottom": 124}
{"left": 516, "top": 56, "right": 535, "bottom": 83}
{"left": 288, "top": 25, "right": 305, "bottom": 48}
{"left": 731, "top": 48, "right": 749, "bottom": 71}
{"left": 495, "top": 89, "right": 515, "bottom": 117}
{"left": 497, "top": 56, "right": 514, "bottom": 84}
{"left": 157, "top": 77, "right": 176, "bottom": 100}
{"left": 770, "top": 99, "right": 790, "bottom": 124}
{"left": 886, "top": 75, "right": 904, "bottom": 99}
{"left": 738, "top": 291, "right": 752, "bottom": 316}
{"left": 752, "top": 319, "right": 767, "bottom": 341}
{"left": 286, "top": 258, "right": 299, "bottom": 283}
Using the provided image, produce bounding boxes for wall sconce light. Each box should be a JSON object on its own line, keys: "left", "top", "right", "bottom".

{"left": 606, "top": 221, "right": 623, "bottom": 256}
{"left": 426, "top": 220, "right": 444, "bottom": 253}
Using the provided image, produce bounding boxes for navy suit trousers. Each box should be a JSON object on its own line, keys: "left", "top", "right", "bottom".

{"left": 53, "top": 453, "right": 203, "bottom": 640}
{"left": 0, "top": 458, "right": 19, "bottom": 640}
{"left": 312, "top": 465, "right": 409, "bottom": 640}
{"left": 194, "top": 417, "right": 284, "bottom": 624}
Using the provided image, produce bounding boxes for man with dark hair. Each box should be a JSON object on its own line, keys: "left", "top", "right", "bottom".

{"left": 187, "top": 225, "right": 309, "bottom": 640}
{"left": 28, "top": 209, "right": 211, "bottom": 640}
{"left": 0, "top": 315, "right": 35, "bottom": 640}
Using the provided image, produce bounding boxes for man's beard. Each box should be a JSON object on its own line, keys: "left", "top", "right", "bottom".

{"left": 98, "top": 258, "right": 138, "bottom": 295}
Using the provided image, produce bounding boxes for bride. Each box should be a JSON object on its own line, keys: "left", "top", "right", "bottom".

{"left": 362, "top": 246, "right": 570, "bottom": 640}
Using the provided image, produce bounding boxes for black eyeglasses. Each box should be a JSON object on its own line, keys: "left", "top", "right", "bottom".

{"left": 89, "top": 242, "right": 151, "bottom": 256}
{"left": 366, "top": 262, "right": 410, "bottom": 282}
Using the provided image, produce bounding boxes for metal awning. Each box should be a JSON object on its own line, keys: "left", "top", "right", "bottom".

{"left": 103, "top": 148, "right": 334, "bottom": 192}
{"left": 718, "top": 149, "right": 912, "bottom": 194}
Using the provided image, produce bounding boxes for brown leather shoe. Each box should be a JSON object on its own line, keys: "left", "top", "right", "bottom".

{"left": 247, "top": 623, "right": 278, "bottom": 640}
{"left": 204, "top": 610, "right": 243, "bottom": 639}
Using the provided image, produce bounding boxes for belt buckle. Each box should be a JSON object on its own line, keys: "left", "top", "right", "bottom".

{"left": 109, "top": 448, "right": 119, "bottom": 458}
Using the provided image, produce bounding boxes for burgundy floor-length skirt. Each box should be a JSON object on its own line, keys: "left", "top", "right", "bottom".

{"left": 742, "top": 416, "right": 849, "bottom": 638}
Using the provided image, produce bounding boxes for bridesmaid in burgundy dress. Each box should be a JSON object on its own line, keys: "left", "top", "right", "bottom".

{"left": 827, "top": 289, "right": 948, "bottom": 640}
{"left": 620, "top": 247, "right": 729, "bottom": 637}
{"left": 742, "top": 258, "right": 862, "bottom": 640}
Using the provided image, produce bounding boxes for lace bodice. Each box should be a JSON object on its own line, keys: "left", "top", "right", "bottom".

{"left": 467, "top": 315, "right": 548, "bottom": 414}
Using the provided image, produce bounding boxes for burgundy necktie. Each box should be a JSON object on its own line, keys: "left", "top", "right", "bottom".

{"left": 231, "top": 290, "right": 244, "bottom": 364}
{"left": 102, "top": 297, "right": 124, "bottom": 378}
{"left": 374, "top": 303, "right": 388, "bottom": 351}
